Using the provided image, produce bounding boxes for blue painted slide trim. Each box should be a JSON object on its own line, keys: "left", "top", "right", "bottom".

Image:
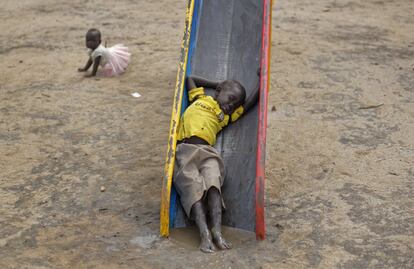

{"left": 169, "top": 0, "right": 203, "bottom": 228}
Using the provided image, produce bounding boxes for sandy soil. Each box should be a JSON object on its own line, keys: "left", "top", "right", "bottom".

{"left": 1, "top": 0, "right": 413, "bottom": 268}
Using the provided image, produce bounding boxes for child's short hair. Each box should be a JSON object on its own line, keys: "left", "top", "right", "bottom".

{"left": 219, "top": 80, "right": 246, "bottom": 105}
{"left": 86, "top": 28, "right": 101, "bottom": 40}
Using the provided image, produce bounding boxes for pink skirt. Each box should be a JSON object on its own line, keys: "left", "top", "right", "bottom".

{"left": 103, "top": 44, "right": 131, "bottom": 77}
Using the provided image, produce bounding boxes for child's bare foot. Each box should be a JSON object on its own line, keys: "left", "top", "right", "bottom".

{"left": 200, "top": 232, "right": 216, "bottom": 253}
{"left": 211, "top": 228, "right": 232, "bottom": 250}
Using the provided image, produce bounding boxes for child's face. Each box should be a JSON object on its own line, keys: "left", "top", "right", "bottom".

{"left": 85, "top": 32, "right": 100, "bottom": 50}
{"left": 215, "top": 87, "right": 244, "bottom": 115}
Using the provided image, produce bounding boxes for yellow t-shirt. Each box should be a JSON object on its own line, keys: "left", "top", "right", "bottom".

{"left": 177, "top": 87, "right": 244, "bottom": 145}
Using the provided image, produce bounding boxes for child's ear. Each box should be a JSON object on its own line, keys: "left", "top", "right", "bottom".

{"left": 214, "top": 86, "right": 221, "bottom": 97}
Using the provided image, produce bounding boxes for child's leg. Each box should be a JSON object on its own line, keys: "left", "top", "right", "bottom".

{"left": 207, "top": 187, "right": 232, "bottom": 249}
{"left": 190, "top": 200, "right": 217, "bottom": 253}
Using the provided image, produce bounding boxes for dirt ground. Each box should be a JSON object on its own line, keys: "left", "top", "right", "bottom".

{"left": 1, "top": 0, "right": 413, "bottom": 268}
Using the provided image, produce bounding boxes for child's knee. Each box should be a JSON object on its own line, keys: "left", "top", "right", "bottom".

{"left": 207, "top": 186, "right": 220, "bottom": 197}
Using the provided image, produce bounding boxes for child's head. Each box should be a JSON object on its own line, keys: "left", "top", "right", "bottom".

{"left": 215, "top": 80, "right": 246, "bottom": 115}
{"left": 85, "top": 28, "right": 101, "bottom": 50}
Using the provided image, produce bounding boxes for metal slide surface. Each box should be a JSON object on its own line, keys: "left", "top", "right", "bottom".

{"left": 160, "top": 0, "right": 271, "bottom": 238}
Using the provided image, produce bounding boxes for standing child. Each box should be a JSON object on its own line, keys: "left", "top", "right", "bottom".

{"left": 78, "top": 28, "right": 130, "bottom": 77}
{"left": 174, "top": 71, "right": 260, "bottom": 253}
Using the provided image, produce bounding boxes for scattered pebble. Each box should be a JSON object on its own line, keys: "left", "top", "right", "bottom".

{"left": 100, "top": 186, "right": 106, "bottom": 192}
{"left": 271, "top": 105, "right": 276, "bottom": 111}
{"left": 130, "top": 234, "right": 159, "bottom": 249}
{"left": 358, "top": 103, "right": 384, "bottom": 110}
{"left": 274, "top": 223, "right": 284, "bottom": 230}
{"left": 131, "top": 92, "right": 141, "bottom": 98}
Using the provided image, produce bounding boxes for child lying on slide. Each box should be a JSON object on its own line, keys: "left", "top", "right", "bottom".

{"left": 174, "top": 70, "right": 260, "bottom": 252}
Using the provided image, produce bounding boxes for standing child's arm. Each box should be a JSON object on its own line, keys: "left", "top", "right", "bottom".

{"left": 242, "top": 70, "right": 261, "bottom": 112}
{"left": 187, "top": 75, "right": 220, "bottom": 90}
{"left": 78, "top": 57, "right": 93, "bottom": 72}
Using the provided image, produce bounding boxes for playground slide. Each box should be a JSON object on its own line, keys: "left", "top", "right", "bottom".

{"left": 161, "top": 0, "right": 272, "bottom": 240}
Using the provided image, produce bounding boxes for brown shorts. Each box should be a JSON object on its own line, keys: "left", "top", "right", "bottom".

{"left": 173, "top": 143, "right": 225, "bottom": 217}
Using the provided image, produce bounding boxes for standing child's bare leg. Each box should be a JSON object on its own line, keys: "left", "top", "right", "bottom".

{"left": 191, "top": 201, "right": 216, "bottom": 253}
{"left": 207, "top": 187, "right": 232, "bottom": 250}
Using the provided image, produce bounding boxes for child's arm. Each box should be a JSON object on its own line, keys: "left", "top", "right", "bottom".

{"left": 187, "top": 75, "right": 220, "bottom": 90}
{"left": 85, "top": 56, "right": 101, "bottom": 77}
{"left": 78, "top": 57, "right": 93, "bottom": 72}
{"left": 242, "top": 71, "right": 261, "bottom": 112}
